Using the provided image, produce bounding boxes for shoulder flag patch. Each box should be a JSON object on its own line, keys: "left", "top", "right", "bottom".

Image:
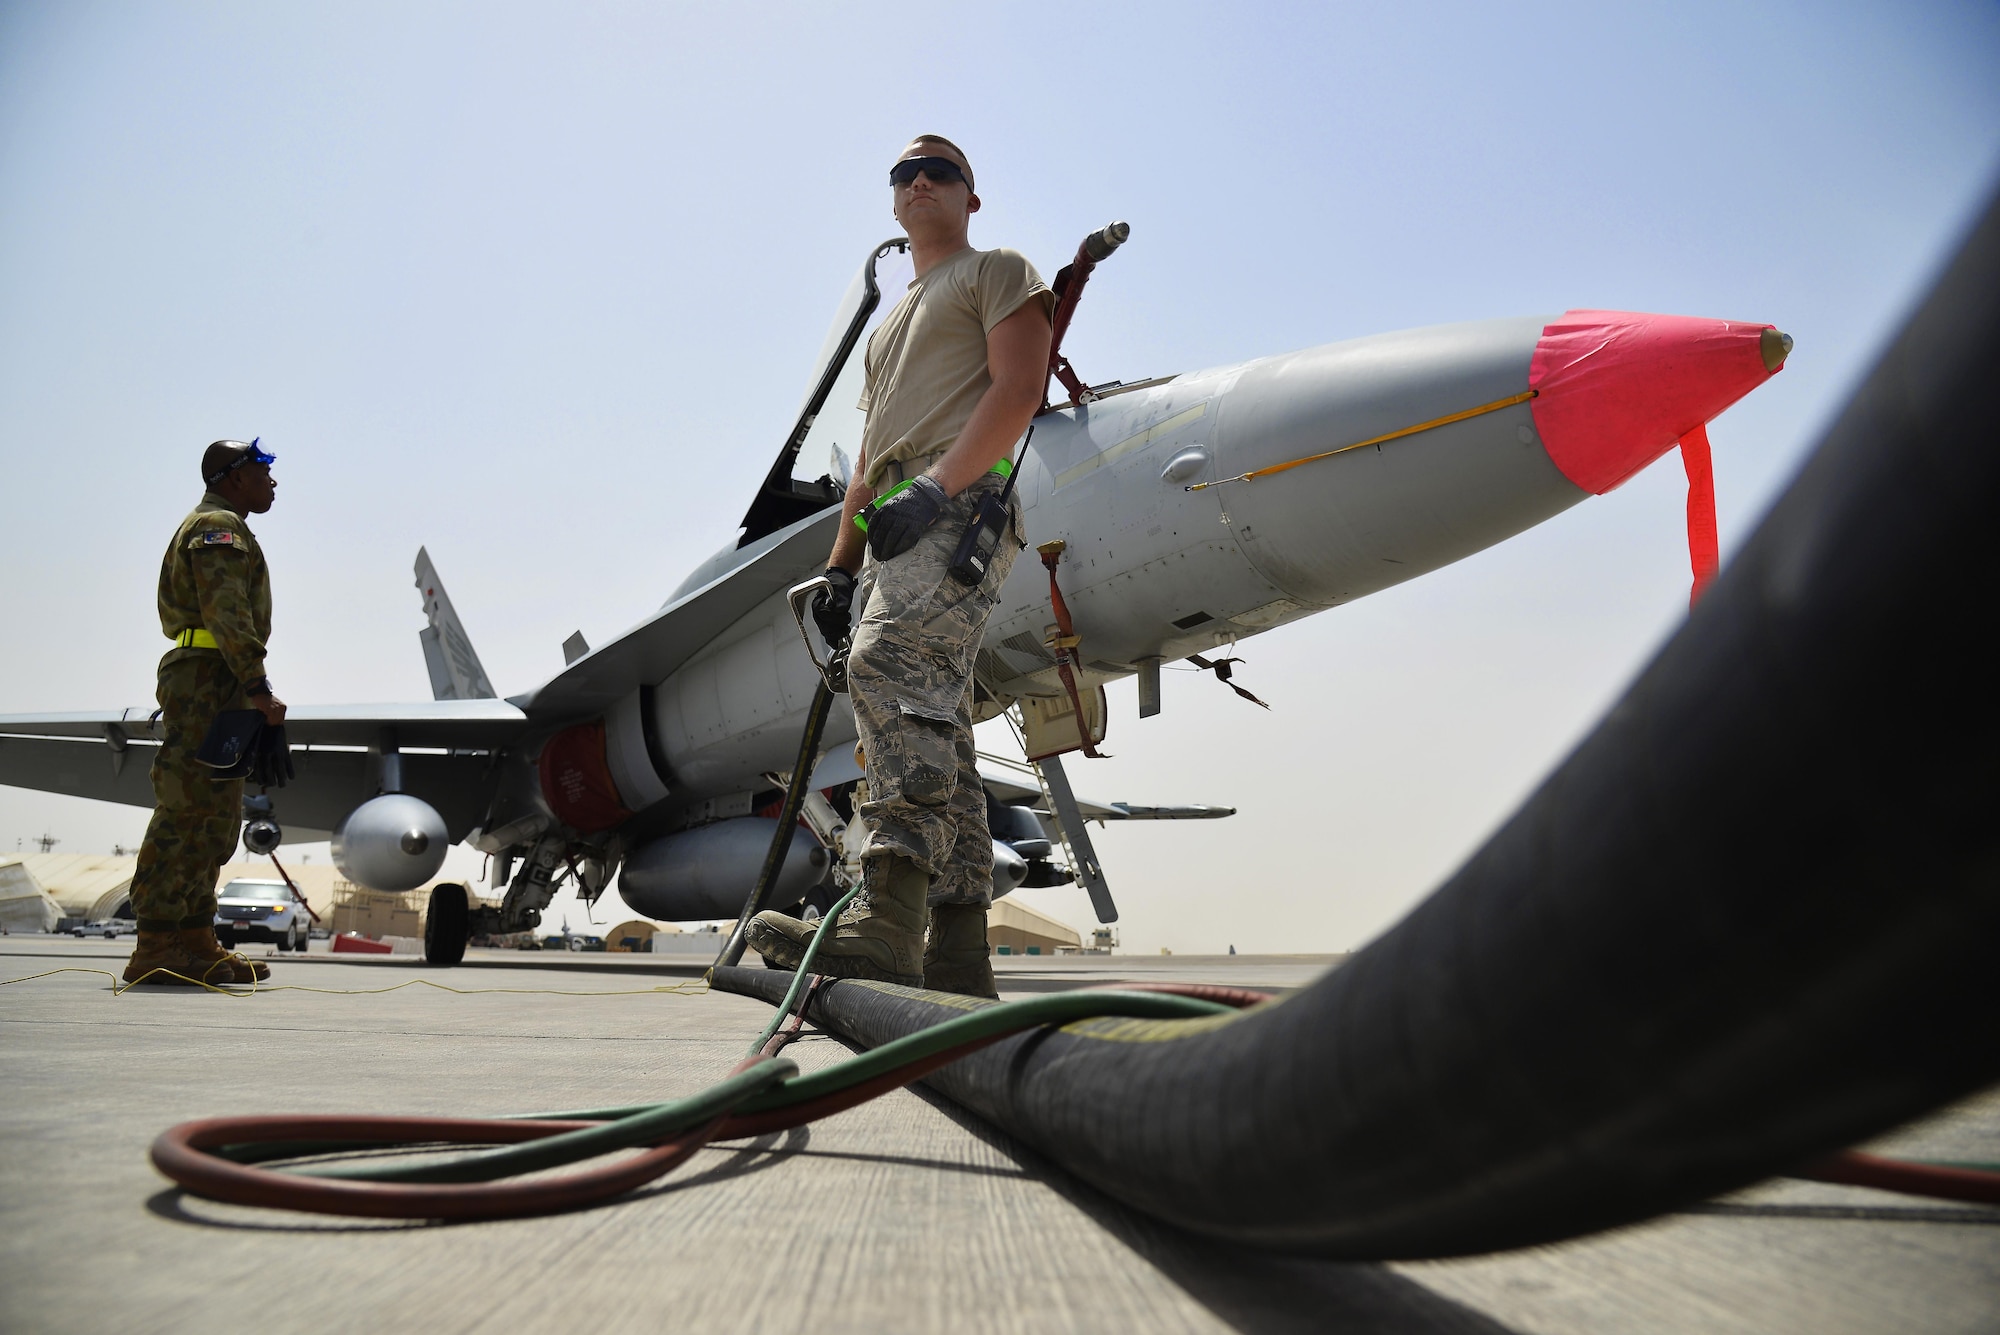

{"left": 200, "top": 531, "right": 236, "bottom": 546}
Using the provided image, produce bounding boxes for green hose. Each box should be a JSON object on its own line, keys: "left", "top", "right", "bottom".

{"left": 214, "top": 891, "right": 1238, "bottom": 1188}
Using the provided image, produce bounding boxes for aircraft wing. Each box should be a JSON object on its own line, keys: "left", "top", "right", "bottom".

{"left": 0, "top": 700, "right": 526, "bottom": 842}
{"left": 0, "top": 699, "right": 530, "bottom": 750}
{"left": 509, "top": 507, "right": 843, "bottom": 722}
{"left": 972, "top": 754, "right": 1235, "bottom": 821}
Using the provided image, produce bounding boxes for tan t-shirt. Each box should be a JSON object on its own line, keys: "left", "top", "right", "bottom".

{"left": 857, "top": 246, "right": 1054, "bottom": 489}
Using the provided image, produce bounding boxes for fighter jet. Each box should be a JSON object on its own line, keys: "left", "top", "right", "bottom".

{"left": 0, "top": 228, "right": 1788, "bottom": 958}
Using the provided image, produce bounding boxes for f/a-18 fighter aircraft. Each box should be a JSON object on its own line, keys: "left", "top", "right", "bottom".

{"left": 0, "top": 227, "right": 1789, "bottom": 959}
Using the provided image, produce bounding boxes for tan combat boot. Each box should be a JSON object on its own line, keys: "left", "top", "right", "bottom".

{"left": 923, "top": 902, "right": 998, "bottom": 998}
{"left": 746, "top": 854, "right": 928, "bottom": 986}
{"left": 121, "top": 929, "right": 212, "bottom": 986}
{"left": 179, "top": 925, "right": 272, "bottom": 984}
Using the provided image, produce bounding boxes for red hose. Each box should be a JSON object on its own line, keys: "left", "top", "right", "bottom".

{"left": 1797, "top": 1151, "right": 2000, "bottom": 1206}
{"left": 150, "top": 981, "right": 1268, "bottom": 1221}
{"left": 150, "top": 1114, "right": 720, "bottom": 1220}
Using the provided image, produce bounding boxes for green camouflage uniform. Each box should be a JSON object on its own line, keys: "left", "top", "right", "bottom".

{"left": 128, "top": 493, "right": 272, "bottom": 930}
{"left": 849, "top": 471, "right": 1021, "bottom": 906}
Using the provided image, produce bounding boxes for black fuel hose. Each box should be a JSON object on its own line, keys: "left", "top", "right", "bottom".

{"left": 714, "top": 188, "right": 2000, "bottom": 1258}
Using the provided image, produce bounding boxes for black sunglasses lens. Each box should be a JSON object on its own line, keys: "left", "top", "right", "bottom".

{"left": 891, "top": 157, "right": 963, "bottom": 187}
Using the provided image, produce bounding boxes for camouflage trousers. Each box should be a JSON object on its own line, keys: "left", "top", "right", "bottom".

{"left": 850, "top": 471, "right": 1021, "bottom": 907}
{"left": 128, "top": 655, "right": 245, "bottom": 929}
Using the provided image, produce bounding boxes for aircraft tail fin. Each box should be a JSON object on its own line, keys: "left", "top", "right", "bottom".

{"left": 413, "top": 547, "right": 497, "bottom": 700}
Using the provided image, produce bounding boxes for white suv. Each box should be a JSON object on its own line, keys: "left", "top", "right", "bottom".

{"left": 214, "top": 879, "right": 311, "bottom": 952}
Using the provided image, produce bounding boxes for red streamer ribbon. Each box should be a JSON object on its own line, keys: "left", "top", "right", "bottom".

{"left": 1679, "top": 424, "right": 1719, "bottom": 607}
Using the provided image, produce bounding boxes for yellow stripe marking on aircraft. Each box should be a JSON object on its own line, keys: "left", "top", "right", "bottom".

{"left": 1188, "top": 389, "right": 1537, "bottom": 491}
{"left": 1054, "top": 402, "right": 1208, "bottom": 489}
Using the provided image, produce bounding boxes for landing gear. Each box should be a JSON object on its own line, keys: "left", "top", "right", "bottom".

{"left": 425, "top": 882, "right": 470, "bottom": 966}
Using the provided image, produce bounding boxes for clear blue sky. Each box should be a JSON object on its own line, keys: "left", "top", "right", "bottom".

{"left": 3, "top": 2, "right": 1996, "bottom": 951}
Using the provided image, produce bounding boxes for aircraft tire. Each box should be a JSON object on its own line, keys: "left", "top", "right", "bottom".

{"left": 424, "top": 883, "right": 470, "bottom": 966}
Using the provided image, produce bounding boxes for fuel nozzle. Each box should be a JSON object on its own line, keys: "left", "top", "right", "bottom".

{"left": 1083, "top": 221, "right": 1130, "bottom": 263}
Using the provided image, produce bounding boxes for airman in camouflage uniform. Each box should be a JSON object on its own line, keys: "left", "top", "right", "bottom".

{"left": 123, "top": 440, "right": 287, "bottom": 987}
{"left": 845, "top": 472, "right": 1022, "bottom": 905}
{"left": 748, "top": 135, "right": 1052, "bottom": 996}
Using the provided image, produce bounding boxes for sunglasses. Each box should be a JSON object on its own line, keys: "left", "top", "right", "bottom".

{"left": 889, "top": 156, "right": 968, "bottom": 189}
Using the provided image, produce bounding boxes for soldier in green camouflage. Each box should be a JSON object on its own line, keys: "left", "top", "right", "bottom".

{"left": 123, "top": 439, "right": 289, "bottom": 987}
{"left": 747, "top": 136, "right": 1053, "bottom": 996}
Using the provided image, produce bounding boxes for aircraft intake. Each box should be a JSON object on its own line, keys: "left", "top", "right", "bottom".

{"left": 619, "top": 817, "right": 828, "bottom": 922}
{"left": 331, "top": 794, "right": 450, "bottom": 893}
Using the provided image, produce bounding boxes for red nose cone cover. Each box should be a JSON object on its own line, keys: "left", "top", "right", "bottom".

{"left": 1529, "top": 310, "right": 1779, "bottom": 494}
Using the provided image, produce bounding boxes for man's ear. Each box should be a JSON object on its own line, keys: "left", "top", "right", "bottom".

{"left": 967, "top": 192, "right": 981, "bottom": 214}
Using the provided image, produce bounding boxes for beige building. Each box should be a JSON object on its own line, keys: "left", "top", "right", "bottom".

{"left": 5, "top": 853, "right": 140, "bottom": 923}
{"left": 0, "top": 859, "right": 63, "bottom": 932}
{"left": 989, "top": 898, "right": 1082, "bottom": 956}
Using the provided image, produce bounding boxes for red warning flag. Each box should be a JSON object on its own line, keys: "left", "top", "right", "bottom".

{"left": 1680, "top": 423, "right": 1719, "bottom": 606}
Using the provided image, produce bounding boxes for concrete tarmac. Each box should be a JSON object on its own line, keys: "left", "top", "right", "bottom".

{"left": 2, "top": 936, "right": 1994, "bottom": 1334}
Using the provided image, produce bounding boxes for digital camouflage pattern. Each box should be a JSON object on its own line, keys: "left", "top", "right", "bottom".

{"left": 849, "top": 471, "right": 1021, "bottom": 907}
{"left": 158, "top": 492, "right": 271, "bottom": 687}
{"left": 129, "top": 655, "right": 246, "bottom": 927}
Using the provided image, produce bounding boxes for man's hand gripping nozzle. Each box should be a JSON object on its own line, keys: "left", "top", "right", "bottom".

{"left": 787, "top": 571, "right": 854, "bottom": 694}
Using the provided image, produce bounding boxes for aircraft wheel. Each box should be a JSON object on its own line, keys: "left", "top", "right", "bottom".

{"left": 425, "top": 883, "right": 470, "bottom": 966}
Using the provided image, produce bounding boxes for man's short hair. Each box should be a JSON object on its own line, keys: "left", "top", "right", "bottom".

{"left": 898, "top": 134, "right": 973, "bottom": 190}
{"left": 201, "top": 439, "right": 274, "bottom": 485}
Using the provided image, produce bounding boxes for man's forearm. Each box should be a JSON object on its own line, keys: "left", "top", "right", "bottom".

{"left": 827, "top": 460, "right": 875, "bottom": 572}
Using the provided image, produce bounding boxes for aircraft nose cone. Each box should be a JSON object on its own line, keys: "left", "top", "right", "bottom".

{"left": 1529, "top": 310, "right": 1788, "bottom": 494}
{"left": 1762, "top": 327, "right": 1795, "bottom": 372}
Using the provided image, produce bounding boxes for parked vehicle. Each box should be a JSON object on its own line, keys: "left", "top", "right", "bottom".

{"left": 538, "top": 932, "right": 605, "bottom": 952}
{"left": 69, "top": 919, "right": 130, "bottom": 939}
{"left": 214, "top": 879, "right": 311, "bottom": 952}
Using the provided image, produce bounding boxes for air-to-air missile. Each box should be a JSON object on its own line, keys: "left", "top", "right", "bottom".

{"left": 0, "top": 227, "right": 1788, "bottom": 952}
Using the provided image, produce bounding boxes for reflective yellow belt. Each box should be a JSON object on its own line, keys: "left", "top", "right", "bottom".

{"left": 171, "top": 628, "right": 219, "bottom": 650}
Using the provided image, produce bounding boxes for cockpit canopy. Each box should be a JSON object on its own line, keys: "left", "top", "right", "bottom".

{"left": 736, "top": 237, "right": 912, "bottom": 546}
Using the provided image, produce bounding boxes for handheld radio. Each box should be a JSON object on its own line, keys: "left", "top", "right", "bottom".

{"left": 948, "top": 426, "right": 1033, "bottom": 586}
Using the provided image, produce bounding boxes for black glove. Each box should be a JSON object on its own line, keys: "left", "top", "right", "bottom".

{"left": 866, "top": 474, "right": 949, "bottom": 561}
{"left": 249, "top": 724, "right": 293, "bottom": 789}
{"left": 812, "top": 566, "right": 857, "bottom": 647}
